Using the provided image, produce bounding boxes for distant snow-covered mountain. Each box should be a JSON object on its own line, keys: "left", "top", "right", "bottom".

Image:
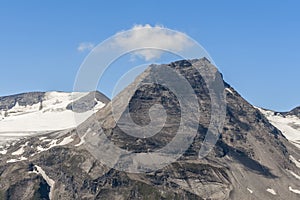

{"left": 0, "top": 91, "right": 109, "bottom": 145}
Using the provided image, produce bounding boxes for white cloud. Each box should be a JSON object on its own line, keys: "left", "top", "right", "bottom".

{"left": 77, "top": 42, "right": 95, "bottom": 52}
{"left": 112, "top": 24, "right": 193, "bottom": 61}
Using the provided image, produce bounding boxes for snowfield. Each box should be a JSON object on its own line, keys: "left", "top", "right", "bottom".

{"left": 257, "top": 107, "right": 300, "bottom": 149}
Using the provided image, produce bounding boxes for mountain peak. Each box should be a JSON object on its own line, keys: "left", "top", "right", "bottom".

{"left": 288, "top": 106, "right": 300, "bottom": 118}
{"left": 1, "top": 60, "right": 300, "bottom": 199}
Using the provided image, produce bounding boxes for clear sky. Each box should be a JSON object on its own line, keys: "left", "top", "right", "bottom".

{"left": 0, "top": 0, "right": 299, "bottom": 111}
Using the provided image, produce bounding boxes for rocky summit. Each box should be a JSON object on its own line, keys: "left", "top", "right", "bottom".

{"left": 0, "top": 58, "right": 300, "bottom": 200}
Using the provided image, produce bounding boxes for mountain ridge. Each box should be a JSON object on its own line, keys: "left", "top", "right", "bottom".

{"left": 0, "top": 58, "right": 300, "bottom": 199}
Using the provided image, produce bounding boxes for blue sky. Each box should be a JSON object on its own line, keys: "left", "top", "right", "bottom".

{"left": 0, "top": 1, "right": 299, "bottom": 111}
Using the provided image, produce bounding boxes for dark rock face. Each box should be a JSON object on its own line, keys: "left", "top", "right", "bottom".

{"left": 0, "top": 92, "right": 45, "bottom": 110}
{"left": 1, "top": 58, "right": 300, "bottom": 199}
{"left": 1, "top": 166, "right": 50, "bottom": 200}
{"left": 66, "top": 91, "right": 110, "bottom": 113}
{"left": 284, "top": 106, "right": 300, "bottom": 118}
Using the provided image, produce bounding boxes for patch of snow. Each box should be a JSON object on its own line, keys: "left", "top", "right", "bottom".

{"left": 0, "top": 149, "right": 7, "bottom": 155}
{"left": 258, "top": 107, "right": 300, "bottom": 148}
{"left": 58, "top": 135, "right": 73, "bottom": 146}
{"left": 247, "top": 188, "right": 253, "bottom": 194}
{"left": 11, "top": 142, "right": 29, "bottom": 155}
{"left": 42, "top": 139, "right": 52, "bottom": 142}
{"left": 290, "top": 155, "right": 300, "bottom": 169}
{"left": 6, "top": 159, "right": 19, "bottom": 163}
{"left": 287, "top": 169, "right": 300, "bottom": 180}
{"left": 36, "top": 145, "right": 46, "bottom": 152}
{"left": 6, "top": 156, "right": 27, "bottom": 163}
{"left": 94, "top": 98, "right": 106, "bottom": 110}
{"left": 36, "top": 135, "right": 73, "bottom": 152}
{"left": 225, "top": 88, "right": 234, "bottom": 94}
{"left": 75, "top": 128, "right": 90, "bottom": 147}
{"left": 11, "top": 146, "right": 25, "bottom": 156}
{"left": 39, "top": 136, "right": 48, "bottom": 140}
{"left": 37, "top": 139, "right": 58, "bottom": 152}
{"left": 266, "top": 188, "right": 276, "bottom": 195}
{"left": 39, "top": 136, "right": 53, "bottom": 143}
{"left": 48, "top": 139, "right": 58, "bottom": 148}
{"left": 289, "top": 186, "right": 300, "bottom": 194}
{"left": 34, "top": 165, "right": 55, "bottom": 200}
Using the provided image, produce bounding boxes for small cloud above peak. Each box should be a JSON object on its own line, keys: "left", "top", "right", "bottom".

{"left": 112, "top": 24, "right": 194, "bottom": 61}
{"left": 77, "top": 42, "right": 95, "bottom": 52}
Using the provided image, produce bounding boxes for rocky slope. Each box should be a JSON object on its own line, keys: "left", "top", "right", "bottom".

{"left": 284, "top": 106, "right": 300, "bottom": 118}
{"left": 0, "top": 58, "right": 300, "bottom": 199}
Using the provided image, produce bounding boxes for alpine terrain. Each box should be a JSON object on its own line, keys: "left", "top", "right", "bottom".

{"left": 0, "top": 58, "right": 300, "bottom": 200}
